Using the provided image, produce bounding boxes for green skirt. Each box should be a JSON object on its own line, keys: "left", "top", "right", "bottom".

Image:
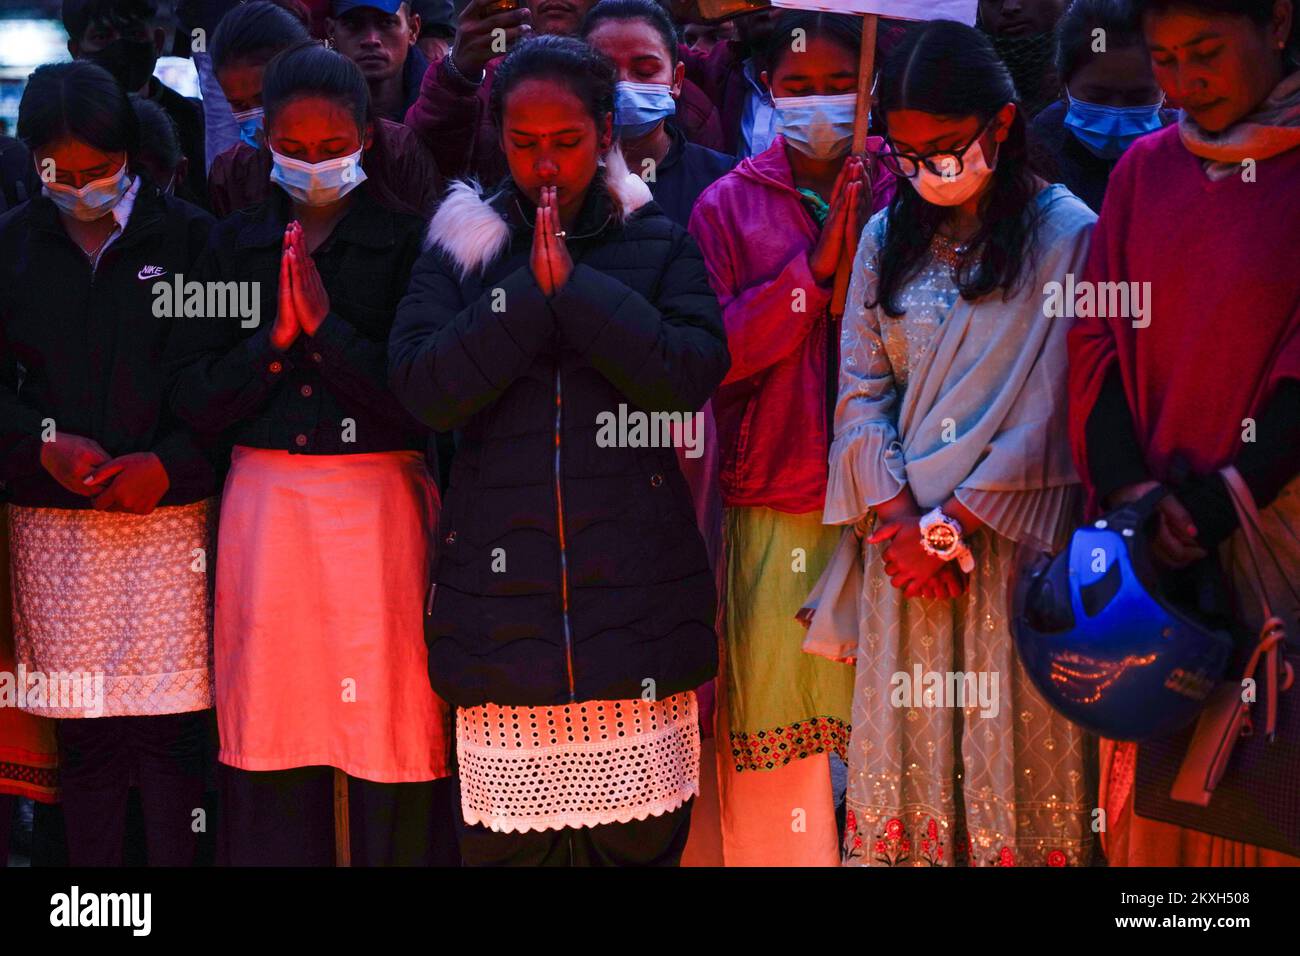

{"left": 724, "top": 507, "right": 855, "bottom": 772}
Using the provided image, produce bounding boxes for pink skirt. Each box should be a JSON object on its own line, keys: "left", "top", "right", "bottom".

{"left": 214, "top": 446, "right": 450, "bottom": 783}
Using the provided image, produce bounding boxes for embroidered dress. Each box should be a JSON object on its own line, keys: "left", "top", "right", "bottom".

{"left": 829, "top": 186, "right": 1096, "bottom": 866}
{"left": 8, "top": 498, "right": 216, "bottom": 719}
{"left": 457, "top": 691, "right": 700, "bottom": 834}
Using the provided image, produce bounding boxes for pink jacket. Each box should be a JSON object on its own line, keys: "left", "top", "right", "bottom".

{"left": 688, "top": 136, "right": 895, "bottom": 514}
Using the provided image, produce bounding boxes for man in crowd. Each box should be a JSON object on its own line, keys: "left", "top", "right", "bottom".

{"left": 62, "top": 0, "right": 208, "bottom": 206}
{"left": 329, "top": 0, "right": 429, "bottom": 123}
{"left": 978, "top": 0, "right": 1068, "bottom": 118}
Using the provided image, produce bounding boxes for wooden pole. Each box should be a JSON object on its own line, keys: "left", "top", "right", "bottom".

{"left": 333, "top": 768, "right": 351, "bottom": 867}
{"left": 831, "top": 14, "right": 878, "bottom": 319}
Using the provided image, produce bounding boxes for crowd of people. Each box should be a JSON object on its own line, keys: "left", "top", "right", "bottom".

{"left": 0, "top": 0, "right": 1296, "bottom": 868}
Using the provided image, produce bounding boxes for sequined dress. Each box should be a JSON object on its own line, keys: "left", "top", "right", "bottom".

{"left": 831, "top": 191, "right": 1095, "bottom": 866}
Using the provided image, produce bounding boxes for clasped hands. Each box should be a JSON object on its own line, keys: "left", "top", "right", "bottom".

{"left": 530, "top": 185, "right": 572, "bottom": 298}
{"left": 856, "top": 493, "right": 969, "bottom": 601}
{"left": 40, "top": 435, "right": 169, "bottom": 514}
{"left": 271, "top": 220, "right": 331, "bottom": 351}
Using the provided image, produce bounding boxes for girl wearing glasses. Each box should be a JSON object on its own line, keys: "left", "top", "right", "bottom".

{"left": 818, "top": 20, "right": 1096, "bottom": 866}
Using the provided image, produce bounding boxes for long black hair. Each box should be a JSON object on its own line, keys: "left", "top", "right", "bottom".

{"left": 210, "top": 1, "right": 312, "bottom": 73}
{"left": 1056, "top": 0, "right": 1147, "bottom": 83}
{"left": 489, "top": 34, "right": 618, "bottom": 131}
{"left": 581, "top": 0, "right": 680, "bottom": 65}
{"left": 872, "top": 19, "right": 1042, "bottom": 318}
{"left": 260, "top": 43, "right": 421, "bottom": 215}
{"left": 17, "top": 60, "right": 139, "bottom": 159}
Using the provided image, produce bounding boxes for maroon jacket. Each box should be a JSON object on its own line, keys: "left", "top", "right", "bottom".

{"left": 682, "top": 39, "right": 750, "bottom": 157}
{"left": 404, "top": 54, "right": 726, "bottom": 187}
{"left": 207, "top": 119, "right": 443, "bottom": 220}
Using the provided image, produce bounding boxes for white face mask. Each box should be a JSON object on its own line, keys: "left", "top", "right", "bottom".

{"left": 269, "top": 147, "right": 367, "bottom": 206}
{"left": 42, "top": 161, "right": 131, "bottom": 221}
{"left": 773, "top": 93, "right": 857, "bottom": 160}
{"left": 908, "top": 138, "right": 997, "bottom": 207}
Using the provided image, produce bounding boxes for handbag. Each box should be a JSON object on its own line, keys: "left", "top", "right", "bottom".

{"left": 1134, "top": 466, "right": 1300, "bottom": 854}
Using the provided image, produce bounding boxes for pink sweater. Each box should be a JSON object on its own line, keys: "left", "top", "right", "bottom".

{"left": 1068, "top": 124, "right": 1300, "bottom": 514}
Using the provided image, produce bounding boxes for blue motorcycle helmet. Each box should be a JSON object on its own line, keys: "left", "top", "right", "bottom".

{"left": 1011, "top": 486, "right": 1235, "bottom": 741}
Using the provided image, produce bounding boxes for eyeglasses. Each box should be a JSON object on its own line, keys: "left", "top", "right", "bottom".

{"left": 879, "top": 116, "right": 997, "bottom": 179}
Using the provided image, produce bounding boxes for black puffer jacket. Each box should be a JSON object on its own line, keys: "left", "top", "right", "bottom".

{"left": 389, "top": 167, "right": 730, "bottom": 708}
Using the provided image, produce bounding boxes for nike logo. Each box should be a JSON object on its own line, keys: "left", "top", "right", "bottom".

{"left": 138, "top": 265, "right": 166, "bottom": 280}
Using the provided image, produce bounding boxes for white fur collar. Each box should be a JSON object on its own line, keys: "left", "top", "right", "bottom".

{"left": 424, "top": 146, "right": 654, "bottom": 280}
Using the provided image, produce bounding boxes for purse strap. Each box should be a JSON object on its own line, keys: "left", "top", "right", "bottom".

{"left": 1218, "top": 466, "right": 1297, "bottom": 739}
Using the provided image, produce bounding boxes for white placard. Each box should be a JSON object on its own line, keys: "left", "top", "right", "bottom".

{"left": 771, "top": 0, "right": 977, "bottom": 25}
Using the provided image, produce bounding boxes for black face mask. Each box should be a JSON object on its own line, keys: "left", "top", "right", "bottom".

{"left": 88, "top": 38, "right": 157, "bottom": 92}
{"left": 988, "top": 31, "right": 1060, "bottom": 118}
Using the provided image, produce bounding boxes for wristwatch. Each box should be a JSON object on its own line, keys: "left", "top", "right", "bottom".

{"left": 918, "top": 507, "right": 975, "bottom": 573}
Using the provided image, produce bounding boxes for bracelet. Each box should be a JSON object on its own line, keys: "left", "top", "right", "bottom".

{"left": 444, "top": 51, "right": 485, "bottom": 88}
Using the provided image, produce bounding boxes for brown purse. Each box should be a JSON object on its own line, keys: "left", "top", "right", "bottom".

{"left": 1134, "top": 467, "right": 1300, "bottom": 854}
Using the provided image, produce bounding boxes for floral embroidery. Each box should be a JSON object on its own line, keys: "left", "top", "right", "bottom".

{"left": 845, "top": 807, "right": 1081, "bottom": 866}
{"left": 843, "top": 810, "right": 866, "bottom": 863}
{"left": 731, "top": 715, "right": 849, "bottom": 771}
{"left": 873, "top": 816, "right": 912, "bottom": 866}
{"left": 919, "top": 817, "right": 944, "bottom": 865}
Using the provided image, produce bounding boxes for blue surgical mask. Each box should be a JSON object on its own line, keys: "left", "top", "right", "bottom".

{"left": 1064, "top": 93, "right": 1164, "bottom": 160}
{"left": 269, "top": 147, "right": 367, "bottom": 206}
{"left": 42, "top": 161, "right": 131, "bottom": 222}
{"left": 773, "top": 93, "right": 857, "bottom": 160}
{"left": 232, "top": 107, "right": 264, "bottom": 150}
{"left": 613, "top": 81, "right": 676, "bottom": 140}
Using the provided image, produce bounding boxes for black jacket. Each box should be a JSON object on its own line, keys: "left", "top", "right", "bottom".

{"left": 0, "top": 181, "right": 220, "bottom": 508}
{"left": 167, "top": 186, "right": 430, "bottom": 457}
{"left": 648, "top": 123, "right": 735, "bottom": 229}
{"left": 0, "top": 135, "right": 40, "bottom": 216}
{"left": 389, "top": 172, "right": 730, "bottom": 708}
{"left": 149, "top": 77, "right": 208, "bottom": 211}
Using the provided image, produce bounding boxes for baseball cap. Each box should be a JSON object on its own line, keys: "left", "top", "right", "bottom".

{"left": 331, "top": 0, "right": 406, "bottom": 15}
{"left": 411, "top": 0, "right": 455, "bottom": 37}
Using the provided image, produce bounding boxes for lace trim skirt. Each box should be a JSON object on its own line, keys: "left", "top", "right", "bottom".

{"left": 8, "top": 499, "right": 216, "bottom": 719}
{"left": 457, "top": 691, "right": 701, "bottom": 834}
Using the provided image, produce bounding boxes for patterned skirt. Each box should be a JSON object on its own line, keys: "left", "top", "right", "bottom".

{"left": 843, "top": 528, "right": 1092, "bottom": 867}
{"left": 0, "top": 508, "right": 57, "bottom": 801}
{"left": 723, "top": 507, "right": 855, "bottom": 771}
{"left": 457, "top": 691, "right": 700, "bottom": 834}
{"left": 8, "top": 499, "right": 216, "bottom": 719}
